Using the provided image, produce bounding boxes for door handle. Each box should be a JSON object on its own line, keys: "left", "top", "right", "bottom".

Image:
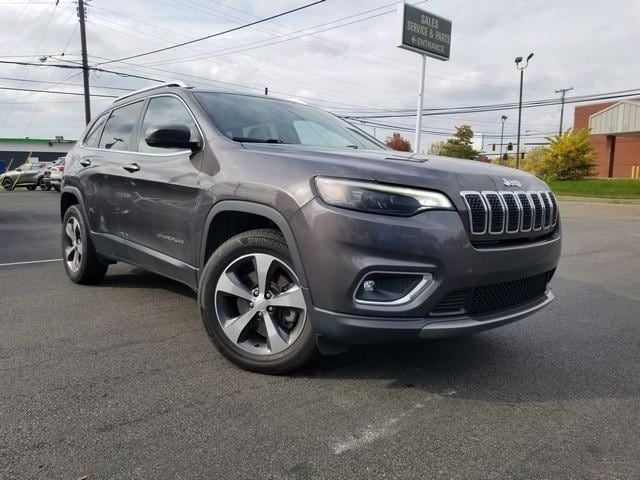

{"left": 123, "top": 163, "right": 140, "bottom": 173}
{"left": 79, "top": 159, "right": 91, "bottom": 167}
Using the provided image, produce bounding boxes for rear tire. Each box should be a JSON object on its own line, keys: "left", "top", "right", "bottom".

{"left": 62, "top": 205, "right": 108, "bottom": 284}
{"left": 199, "top": 229, "right": 316, "bottom": 374}
{"left": 26, "top": 185, "right": 36, "bottom": 191}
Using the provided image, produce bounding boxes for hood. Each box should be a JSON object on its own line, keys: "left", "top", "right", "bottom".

{"left": 239, "top": 144, "right": 547, "bottom": 196}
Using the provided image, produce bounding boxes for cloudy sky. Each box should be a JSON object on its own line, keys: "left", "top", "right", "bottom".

{"left": 0, "top": 0, "right": 638, "bottom": 152}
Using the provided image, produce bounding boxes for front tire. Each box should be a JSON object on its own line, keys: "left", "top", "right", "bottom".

{"left": 2, "top": 178, "right": 13, "bottom": 191}
{"left": 62, "top": 205, "right": 108, "bottom": 284}
{"left": 199, "top": 229, "right": 316, "bottom": 374}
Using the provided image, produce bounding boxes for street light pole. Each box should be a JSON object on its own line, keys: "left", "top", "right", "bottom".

{"left": 515, "top": 53, "right": 534, "bottom": 169}
{"left": 499, "top": 115, "right": 507, "bottom": 163}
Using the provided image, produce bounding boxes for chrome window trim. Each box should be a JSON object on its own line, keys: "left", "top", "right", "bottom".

{"left": 482, "top": 191, "right": 505, "bottom": 235}
{"left": 460, "top": 191, "right": 488, "bottom": 235}
{"left": 353, "top": 271, "right": 434, "bottom": 307}
{"left": 499, "top": 191, "right": 521, "bottom": 234}
{"left": 79, "top": 93, "right": 204, "bottom": 158}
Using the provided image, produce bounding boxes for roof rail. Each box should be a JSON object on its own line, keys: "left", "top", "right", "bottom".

{"left": 113, "top": 81, "right": 189, "bottom": 104}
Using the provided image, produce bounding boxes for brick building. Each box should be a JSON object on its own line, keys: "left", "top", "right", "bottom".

{"left": 574, "top": 99, "right": 640, "bottom": 178}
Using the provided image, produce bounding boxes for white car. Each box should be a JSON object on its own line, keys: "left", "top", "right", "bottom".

{"left": 42, "top": 159, "right": 65, "bottom": 191}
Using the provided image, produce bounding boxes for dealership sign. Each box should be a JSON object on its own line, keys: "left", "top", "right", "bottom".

{"left": 396, "top": 3, "right": 452, "bottom": 153}
{"left": 397, "top": 3, "right": 452, "bottom": 61}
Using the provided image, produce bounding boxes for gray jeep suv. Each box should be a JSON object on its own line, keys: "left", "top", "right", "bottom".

{"left": 61, "top": 82, "right": 561, "bottom": 373}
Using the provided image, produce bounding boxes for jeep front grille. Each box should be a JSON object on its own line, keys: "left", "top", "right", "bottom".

{"left": 460, "top": 190, "right": 558, "bottom": 236}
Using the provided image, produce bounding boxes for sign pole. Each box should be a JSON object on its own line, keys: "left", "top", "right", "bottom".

{"left": 396, "top": 3, "right": 451, "bottom": 153}
{"left": 414, "top": 54, "right": 426, "bottom": 153}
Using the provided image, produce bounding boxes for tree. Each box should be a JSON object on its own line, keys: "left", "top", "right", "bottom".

{"left": 429, "top": 140, "right": 446, "bottom": 155}
{"left": 539, "top": 129, "right": 596, "bottom": 180}
{"left": 385, "top": 132, "right": 411, "bottom": 152}
{"left": 496, "top": 147, "right": 548, "bottom": 177}
{"left": 431, "top": 125, "right": 479, "bottom": 159}
{"left": 520, "top": 146, "right": 548, "bottom": 177}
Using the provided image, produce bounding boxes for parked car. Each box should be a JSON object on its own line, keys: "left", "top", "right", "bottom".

{"left": 61, "top": 82, "right": 561, "bottom": 373}
{"left": 42, "top": 158, "right": 65, "bottom": 191}
{"left": 1, "top": 161, "right": 50, "bottom": 190}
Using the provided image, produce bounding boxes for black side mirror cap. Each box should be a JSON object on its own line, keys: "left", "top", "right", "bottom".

{"left": 145, "top": 124, "right": 201, "bottom": 151}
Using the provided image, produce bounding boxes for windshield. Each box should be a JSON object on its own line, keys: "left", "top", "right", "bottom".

{"left": 194, "top": 92, "right": 385, "bottom": 150}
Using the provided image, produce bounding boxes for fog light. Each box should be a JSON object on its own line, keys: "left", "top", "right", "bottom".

{"left": 354, "top": 272, "right": 433, "bottom": 306}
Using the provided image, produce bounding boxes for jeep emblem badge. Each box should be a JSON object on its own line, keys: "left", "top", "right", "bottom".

{"left": 502, "top": 178, "right": 522, "bottom": 188}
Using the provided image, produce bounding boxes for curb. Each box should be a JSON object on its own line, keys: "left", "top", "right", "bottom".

{"left": 557, "top": 195, "right": 640, "bottom": 205}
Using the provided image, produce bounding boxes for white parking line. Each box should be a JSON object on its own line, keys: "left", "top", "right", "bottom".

{"left": 0, "top": 259, "right": 61, "bottom": 267}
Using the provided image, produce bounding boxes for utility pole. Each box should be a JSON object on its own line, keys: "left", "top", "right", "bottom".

{"left": 77, "top": 0, "right": 91, "bottom": 125}
{"left": 555, "top": 86, "right": 573, "bottom": 136}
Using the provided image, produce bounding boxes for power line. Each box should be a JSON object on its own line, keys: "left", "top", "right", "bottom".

{"left": 143, "top": 1, "right": 413, "bottom": 68}
{"left": 0, "top": 76, "right": 131, "bottom": 91}
{"left": 343, "top": 88, "right": 640, "bottom": 118}
{"left": 5, "top": 59, "right": 640, "bottom": 128}
{"left": 85, "top": 15, "right": 411, "bottom": 107}
{"left": 0, "top": 59, "right": 164, "bottom": 82}
{"left": 96, "top": 0, "right": 326, "bottom": 66}
{"left": 0, "top": 85, "right": 116, "bottom": 98}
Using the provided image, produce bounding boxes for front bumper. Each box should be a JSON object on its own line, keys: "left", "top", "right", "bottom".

{"left": 309, "top": 290, "right": 554, "bottom": 343}
{"left": 291, "top": 199, "right": 561, "bottom": 343}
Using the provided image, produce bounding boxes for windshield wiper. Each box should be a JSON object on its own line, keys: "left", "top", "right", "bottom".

{"left": 232, "top": 136, "right": 285, "bottom": 144}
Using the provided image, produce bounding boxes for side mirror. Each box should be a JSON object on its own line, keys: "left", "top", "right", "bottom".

{"left": 145, "top": 124, "right": 201, "bottom": 151}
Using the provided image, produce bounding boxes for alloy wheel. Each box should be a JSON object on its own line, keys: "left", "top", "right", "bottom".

{"left": 214, "top": 253, "right": 307, "bottom": 355}
{"left": 64, "top": 217, "right": 83, "bottom": 273}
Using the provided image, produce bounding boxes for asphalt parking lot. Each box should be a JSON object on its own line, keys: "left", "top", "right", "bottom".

{"left": 1, "top": 190, "right": 640, "bottom": 479}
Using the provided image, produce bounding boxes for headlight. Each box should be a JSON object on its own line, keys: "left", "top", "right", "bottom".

{"left": 315, "top": 177, "right": 453, "bottom": 216}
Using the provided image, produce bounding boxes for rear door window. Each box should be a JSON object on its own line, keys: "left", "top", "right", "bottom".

{"left": 83, "top": 114, "right": 108, "bottom": 148}
{"left": 99, "top": 101, "right": 144, "bottom": 151}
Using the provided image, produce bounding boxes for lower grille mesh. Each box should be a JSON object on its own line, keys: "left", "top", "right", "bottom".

{"left": 430, "top": 271, "right": 552, "bottom": 318}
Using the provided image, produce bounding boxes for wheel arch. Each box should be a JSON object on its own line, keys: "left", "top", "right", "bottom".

{"left": 60, "top": 186, "right": 88, "bottom": 224}
{"left": 199, "top": 201, "right": 309, "bottom": 288}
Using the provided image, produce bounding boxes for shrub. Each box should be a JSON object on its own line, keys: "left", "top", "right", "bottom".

{"left": 385, "top": 133, "right": 412, "bottom": 152}
{"left": 539, "top": 129, "right": 597, "bottom": 180}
